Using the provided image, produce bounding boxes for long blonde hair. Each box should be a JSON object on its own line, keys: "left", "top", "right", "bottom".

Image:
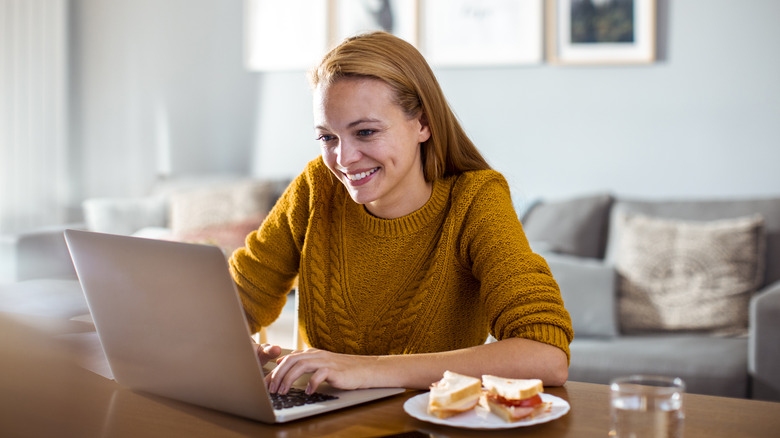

{"left": 310, "top": 31, "right": 491, "bottom": 181}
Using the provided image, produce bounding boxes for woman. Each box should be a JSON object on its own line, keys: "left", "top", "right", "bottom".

{"left": 229, "top": 31, "right": 572, "bottom": 396}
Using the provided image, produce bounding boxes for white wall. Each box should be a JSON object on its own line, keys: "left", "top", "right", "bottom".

{"left": 69, "top": 0, "right": 780, "bottom": 211}
{"left": 69, "top": 0, "right": 257, "bottom": 201}
{"left": 1, "top": 0, "right": 69, "bottom": 233}
{"left": 251, "top": 0, "right": 780, "bottom": 205}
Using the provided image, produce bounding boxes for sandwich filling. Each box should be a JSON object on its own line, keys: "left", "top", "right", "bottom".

{"left": 485, "top": 392, "right": 542, "bottom": 408}
{"left": 481, "top": 376, "right": 546, "bottom": 422}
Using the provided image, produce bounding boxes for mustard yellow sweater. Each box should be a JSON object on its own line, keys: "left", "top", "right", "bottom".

{"left": 229, "top": 157, "right": 573, "bottom": 360}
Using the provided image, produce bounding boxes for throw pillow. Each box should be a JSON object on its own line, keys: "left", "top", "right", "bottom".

{"left": 169, "top": 180, "right": 276, "bottom": 254}
{"left": 613, "top": 213, "right": 765, "bottom": 335}
{"left": 521, "top": 193, "right": 613, "bottom": 259}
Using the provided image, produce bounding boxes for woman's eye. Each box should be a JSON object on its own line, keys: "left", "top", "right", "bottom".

{"left": 316, "top": 134, "right": 336, "bottom": 142}
{"left": 357, "top": 129, "right": 374, "bottom": 137}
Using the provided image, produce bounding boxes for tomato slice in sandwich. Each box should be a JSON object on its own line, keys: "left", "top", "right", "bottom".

{"left": 482, "top": 376, "right": 546, "bottom": 422}
{"left": 487, "top": 393, "right": 543, "bottom": 408}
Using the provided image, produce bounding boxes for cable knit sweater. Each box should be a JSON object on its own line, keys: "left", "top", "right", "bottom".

{"left": 229, "top": 157, "right": 573, "bottom": 361}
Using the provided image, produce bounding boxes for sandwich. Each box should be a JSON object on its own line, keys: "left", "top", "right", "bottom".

{"left": 481, "top": 375, "right": 546, "bottom": 422}
{"left": 427, "top": 371, "right": 482, "bottom": 418}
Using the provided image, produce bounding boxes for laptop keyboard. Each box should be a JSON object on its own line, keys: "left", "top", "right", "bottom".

{"left": 270, "top": 388, "right": 339, "bottom": 410}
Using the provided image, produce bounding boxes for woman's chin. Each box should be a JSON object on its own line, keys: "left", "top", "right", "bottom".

{"left": 342, "top": 177, "right": 380, "bottom": 206}
{"left": 347, "top": 190, "right": 377, "bottom": 207}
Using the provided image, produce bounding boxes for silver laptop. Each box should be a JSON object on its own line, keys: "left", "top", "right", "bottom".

{"left": 64, "top": 229, "right": 405, "bottom": 423}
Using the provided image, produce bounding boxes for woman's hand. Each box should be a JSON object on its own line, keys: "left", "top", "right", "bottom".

{"left": 253, "top": 342, "right": 282, "bottom": 366}
{"left": 266, "top": 348, "right": 376, "bottom": 395}
{"left": 258, "top": 338, "right": 568, "bottom": 395}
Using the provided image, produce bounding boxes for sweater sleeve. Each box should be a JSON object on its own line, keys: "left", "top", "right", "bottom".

{"left": 457, "top": 173, "right": 574, "bottom": 362}
{"left": 228, "top": 160, "right": 318, "bottom": 333}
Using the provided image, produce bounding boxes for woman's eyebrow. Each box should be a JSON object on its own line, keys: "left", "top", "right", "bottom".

{"left": 347, "top": 118, "right": 381, "bottom": 128}
{"left": 316, "top": 118, "right": 382, "bottom": 131}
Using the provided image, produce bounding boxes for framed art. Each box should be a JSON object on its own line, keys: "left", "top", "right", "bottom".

{"left": 421, "top": 0, "right": 544, "bottom": 67}
{"left": 333, "top": 0, "right": 419, "bottom": 47}
{"left": 244, "top": 0, "right": 329, "bottom": 71}
{"left": 547, "top": 0, "right": 656, "bottom": 65}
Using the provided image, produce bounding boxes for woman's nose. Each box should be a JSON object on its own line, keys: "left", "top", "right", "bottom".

{"left": 336, "top": 139, "right": 361, "bottom": 168}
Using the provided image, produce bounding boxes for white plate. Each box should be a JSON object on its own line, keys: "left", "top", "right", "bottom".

{"left": 403, "top": 392, "right": 570, "bottom": 430}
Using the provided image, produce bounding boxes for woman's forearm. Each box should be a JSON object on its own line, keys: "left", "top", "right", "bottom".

{"left": 371, "top": 337, "right": 568, "bottom": 389}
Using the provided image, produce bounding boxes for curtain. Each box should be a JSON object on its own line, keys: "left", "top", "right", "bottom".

{"left": 0, "top": 0, "right": 69, "bottom": 234}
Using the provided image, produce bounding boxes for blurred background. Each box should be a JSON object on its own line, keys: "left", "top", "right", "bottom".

{"left": 2, "top": 0, "right": 779, "bottom": 235}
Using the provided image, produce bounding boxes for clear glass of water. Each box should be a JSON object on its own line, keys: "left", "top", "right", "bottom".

{"left": 609, "top": 375, "right": 685, "bottom": 438}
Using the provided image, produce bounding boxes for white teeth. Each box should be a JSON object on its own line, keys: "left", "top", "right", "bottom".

{"left": 346, "top": 168, "right": 378, "bottom": 181}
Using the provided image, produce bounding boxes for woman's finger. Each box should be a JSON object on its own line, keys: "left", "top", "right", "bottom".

{"left": 306, "top": 367, "right": 331, "bottom": 395}
{"left": 253, "top": 342, "right": 282, "bottom": 365}
{"left": 269, "top": 349, "right": 323, "bottom": 394}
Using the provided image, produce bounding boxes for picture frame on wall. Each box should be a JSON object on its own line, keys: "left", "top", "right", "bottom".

{"left": 547, "top": 0, "right": 656, "bottom": 65}
{"left": 421, "top": 0, "right": 544, "bottom": 67}
{"left": 244, "top": 0, "right": 329, "bottom": 71}
{"left": 333, "top": 0, "right": 419, "bottom": 47}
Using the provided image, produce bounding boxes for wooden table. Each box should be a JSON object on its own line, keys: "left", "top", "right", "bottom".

{"left": 2, "top": 313, "right": 779, "bottom": 438}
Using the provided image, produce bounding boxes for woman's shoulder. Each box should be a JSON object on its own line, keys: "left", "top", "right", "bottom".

{"left": 274, "top": 157, "right": 340, "bottom": 214}
{"left": 289, "top": 156, "right": 337, "bottom": 194}
{"left": 301, "top": 156, "right": 333, "bottom": 181}
{"left": 450, "top": 168, "right": 510, "bottom": 198}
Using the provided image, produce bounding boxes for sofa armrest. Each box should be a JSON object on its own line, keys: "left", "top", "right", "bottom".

{"left": 543, "top": 252, "right": 619, "bottom": 338}
{"left": 0, "top": 225, "right": 83, "bottom": 283}
{"left": 749, "top": 280, "right": 780, "bottom": 401}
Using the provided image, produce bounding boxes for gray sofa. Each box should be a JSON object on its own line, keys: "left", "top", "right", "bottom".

{"left": 521, "top": 193, "right": 780, "bottom": 401}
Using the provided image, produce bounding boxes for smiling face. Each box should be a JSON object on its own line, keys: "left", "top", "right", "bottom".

{"left": 314, "top": 77, "right": 432, "bottom": 219}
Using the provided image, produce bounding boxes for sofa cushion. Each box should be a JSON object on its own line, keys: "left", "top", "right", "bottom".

{"left": 544, "top": 253, "right": 618, "bottom": 338}
{"left": 605, "top": 197, "right": 780, "bottom": 287}
{"left": 521, "top": 193, "right": 612, "bottom": 259}
{"left": 169, "top": 180, "right": 277, "bottom": 254}
{"left": 612, "top": 213, "right": 765, "bottom": 335}
{"left": 569, "top": 335, "right": 748, "bottom": 398}
{"left": 83, "top": 196, "right": 167, "bottom": 236}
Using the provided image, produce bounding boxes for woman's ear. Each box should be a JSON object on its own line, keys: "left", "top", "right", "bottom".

{"left": 417, "top": 112, "right": 431, "bottom": 143}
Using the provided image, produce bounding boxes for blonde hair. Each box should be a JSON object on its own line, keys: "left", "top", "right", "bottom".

{"left": 310, "top": 31, "right": 491, "bottom": 181}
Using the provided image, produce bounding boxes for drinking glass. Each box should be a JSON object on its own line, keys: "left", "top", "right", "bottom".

{"left": 609, "top": 375, "right": 685, "bottom": 438}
